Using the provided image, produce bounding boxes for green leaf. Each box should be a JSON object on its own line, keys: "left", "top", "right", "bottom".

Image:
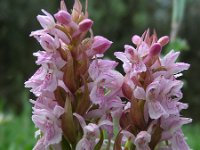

{"left": 124, "top": 139, "right": 135, "bottom": 150}
{"left": 61, "top": 94, "right": 77, "bottom": 145}
{"left": 63, "top": 50, "right": 77, "bottom": 93}
{"left": 149, "top": 123, "right": 163, "bottom": 149}
{"left": 75, "top": 75, "right": 90, "bottom": 115}
{"left": 130, "top": 99, "right": 146, "bottom": 130}
{"left": 54, "top": 86, "right": 67, "bottom": 107}
{"left": 114, "top": 131, "right": 123, "bottom": 150}
{"left": 94, "top": 129, "right": 104, "bottom": 150}
{"left": 61, "top": 136, "right": 72, "bottom": 150}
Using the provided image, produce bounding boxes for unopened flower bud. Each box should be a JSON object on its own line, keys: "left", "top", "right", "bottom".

{"left": 149, "top": 43, "right": 162, "bottom": 56}
{"left": 79, "top": 19, "right": 93, "bottom": 32}
{"left": 92, "top": 36, "right": 113, "bottom": 54}
{"left": 132, "top": 35, "right": 141, "bottom": 45}
{"left": 54, "top": 10, "right": 71, "bottom": 25}
{"left": 144, "top": 43, "right": 162, "bottom": 65}
{"left": 157, "top": 36, "right": 169, "bottom": 46}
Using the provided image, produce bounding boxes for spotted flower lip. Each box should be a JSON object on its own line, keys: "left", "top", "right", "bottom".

{"left": 89, "top": 70, "right": 124, "bottom": 105}
{"left": 74, "top": 113, "right": 113, "bottom": 150}
{"left": 31, "top": 97, "right": 64, "bottom": 148}
{"left": 39, "top": 34, "right": 60, "bottom": 52}
{"left": 133, "top": 76, "right": 185, "bottom": 119}
{"left": 134, "top": 131, "right": 151, "bottom": 150}
{"left": 24, "top": 66, "right": 59, "bottom": 97}
{"left": 114, "top": 44, "right": 147, "bottom": 77}
{"left": 33, "top": 51, "right": 66, "bottom": 69}
{"left": 88, "top": 59, "right": 118, "bottom": 81}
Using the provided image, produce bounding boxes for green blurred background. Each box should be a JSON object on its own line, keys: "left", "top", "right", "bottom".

{"left": 0, "top": 0, "right": 200, "bottom": 149}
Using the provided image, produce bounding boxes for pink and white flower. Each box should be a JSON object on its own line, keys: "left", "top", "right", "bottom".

{"left": 31, "top": 97, "right": 64, "bottom": 148}
{"left": 33, "top": 51, "right": 66, "bottom": 69}
{"left": 133, "top": 76, "right": 184, "bottom": 119}
{"left": 89, "top": 70, "right": 124, "bottom": 105}
{"left": 25, "top": 66, "right": 60, "bottom": 96}
{"left": 88, "top": 59, "right": 118, "bottom": 80}
{"left": 115, "top": 44, "right": 146, "bottom": 77}
{"left": 74, "top": 113, "right": 112, "bottom": 150}
{"left": 134, "top": 131, "right": 151, "bottom": 150}
{"left": 37, "top": 9, "right": 55, "bottom": 30}
{"left": 26, "top": 0, "right": 192, "bottom": 148}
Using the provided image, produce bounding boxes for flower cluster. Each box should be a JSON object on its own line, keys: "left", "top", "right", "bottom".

{"left": 25, "top": 0, "right": 192, "bottom": 150}
{"left": 115, "top": 31, "right": 192, "bottom": 149}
